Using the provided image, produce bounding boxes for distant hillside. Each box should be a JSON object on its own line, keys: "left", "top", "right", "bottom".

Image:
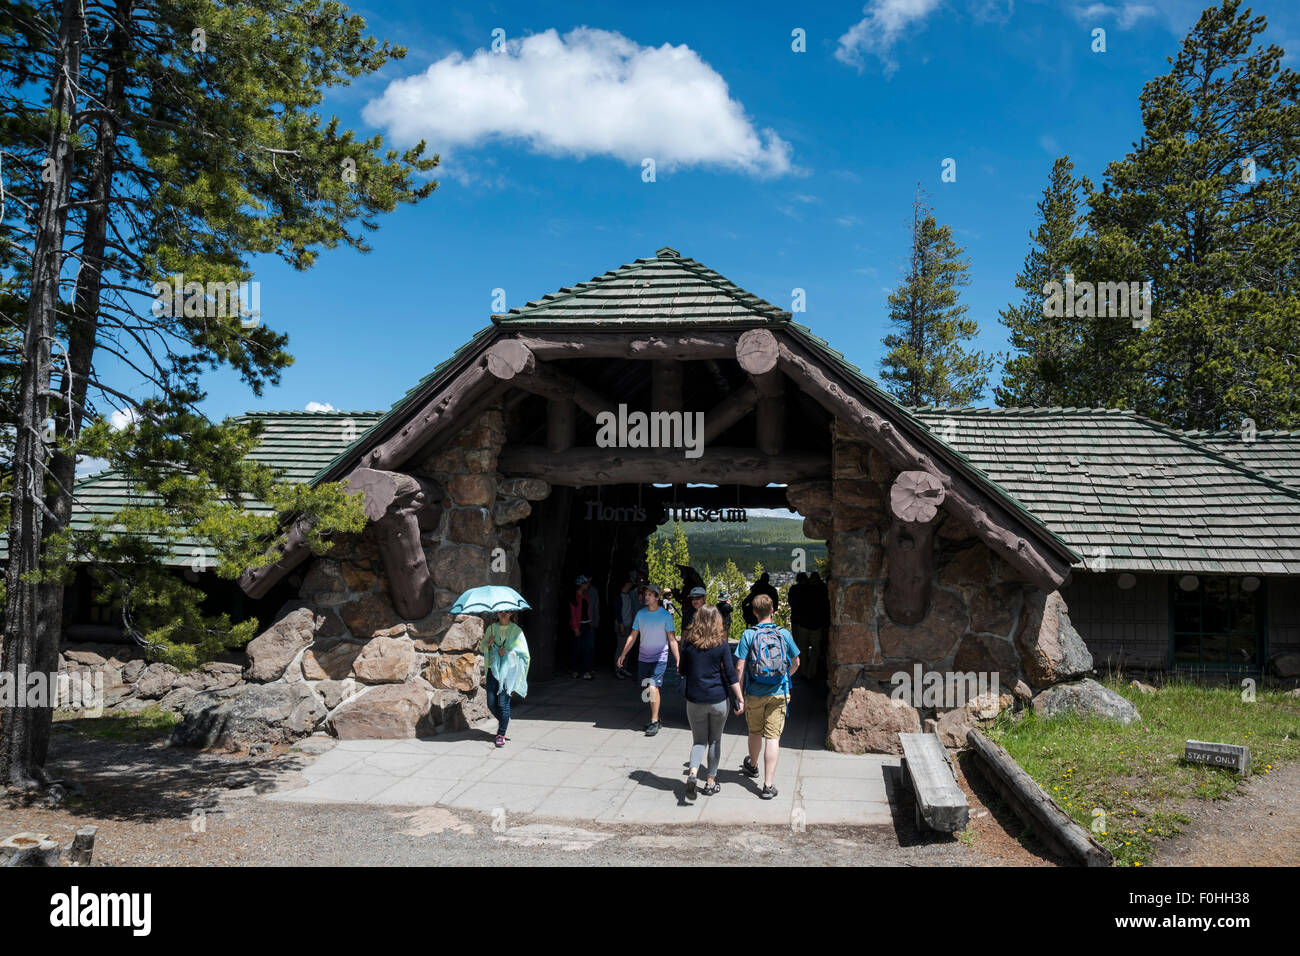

{"left": 653, "top": 515, "right": 826, "bottom": 573}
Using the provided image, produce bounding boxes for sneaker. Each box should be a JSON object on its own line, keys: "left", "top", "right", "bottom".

{"left": 615, "top": 667, "right": 629, "bottom": 680}
{"left": 645, "top": 721, "right": 661, "bottom": 737}
{"left": 685, "top": 774, "right": 698, "bottom": 801}
{"left": 494, "top": 735, "right": 505, "bottom": 748}
{"left": 740, "top": 756, "right": 760, "bottom": 779}
{"left": 571, "top": 671, "right": 580, "bottom": 679}
{"left": 583, "top": 672, "right": 593, "bottom": 680}
{"left": 760, "top": 785, "right": 778, "bottom": 800}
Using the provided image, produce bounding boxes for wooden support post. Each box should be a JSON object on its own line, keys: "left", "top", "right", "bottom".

{"left": 752, "top": 371, "right": 785, "bottom": 456}
{"left": 345, "top": 468, "right": 435, "bottom": 619}
{"left": 884, "top": 470, "right": 945, "bottom": 626}
{"left": 547, "top": 397, "right": 575, "bottom": 453}
{"left": 652, "top": 360, "right": 683, "bottom": 412}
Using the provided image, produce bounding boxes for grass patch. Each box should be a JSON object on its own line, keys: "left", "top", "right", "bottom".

{"left": 983, "top": 676, "right": 1300, "bottom": 867}
{"left": 52, "top": 705, "right": 180, "bottom": 742}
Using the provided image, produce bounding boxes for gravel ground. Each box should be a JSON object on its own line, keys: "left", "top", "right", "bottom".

{"left": 0, "top": 730, "right": 1064, "bottom": 866}
{"left": 1154, "top": 759, "right": 1300, "bottom": 867}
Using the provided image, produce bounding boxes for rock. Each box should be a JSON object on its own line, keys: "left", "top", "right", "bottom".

{"left": 1129, "top": 679, "right": 1158, "bottom": 695}
{"left": 172, "top": 682, "right": 327, "bottom": 749}
{"left": 1014, "top": 589, "right": 1093, "bottom": 688}
{"left": 1270, "top": 653, "right": 1300, "bottom": 679}
{"left": 877, "top": 588, "right": 967, "bottom": 662}
{"left": 157, "top": 686, "right": 199, "bottom": 713}
{"left": 340, "top": 561, "right": 378, "bottom": 593}
{"left": 328, "top": 684, "right": 433, "bottom": 739}
{"left": 134, "top": 662, "right": 179, "bottom": 699}
{"left": 301, "top": 560, "right": 349, "bottom": 605}
{"left": 447, "top": 507, "right": 495, "bottom": 546}
{"left": 112, "top": 696, "right": 156, "bottom": 715}
{"left": 803, "top": 516, "right": 831, "bottom": 541}
{"left": 121, "top": 660, "right": 145, "bottom": 683}
{"left": 457, "top": 686, "right": 493, "bottom": 728}
{"left": 301, "top": 641, "right": 363, "bottom": 681}
{"left": 498, "top": 477, "right": 550, "bottom": 501}
{"left": 439, "top": 616, "right": 485, "bottom": 652}
{"left": 934, "top": 692, "right": 1014, "bottom": 747}
{"left": 290, "top": 733, "right": 337, "bottom": 756}
{"left": 448, "top": 474, "right": 495, "bottom": 507}
{"left": 244, "top": 605, "right": 322, "bottom": 683}
{"left": 424, "top": 653, "right": 481, "bottom": 692}
{"left": 937, "top": 545, "right": 991, "bottom": 588}
{"left": 1013, "top": 679, "right": 1033, "bottom": 701}
{"left": 785, "top": 480, "right": 833, "bottom": 516}
{"left": 953, "top": 632, "right": 1021, "bottom": 687}
{"left": 352, "top": 636, "right": 416, "bottom": 684}
{"left": 339, "top": 591, "right": 403, "bottom": 639}
{"left": 492, "top": 497, "right": 531, "bottom": 526}
{"left": 827, "top": 676, "right": 921, "bottom": 754}
{"left": 1031, "top": 678, "right": 1140, "bottom": 725}
{"left": 315, "top": 679, "right": 357, "bottom": 710}
{"left": 968, "top": 583, "right": 1022, "bottom": 637}
{"left": 63, "top": 649, "right": 106, "bottom": 667}
{"left": 430, "top": 544, "right": 492, "bottom": 594}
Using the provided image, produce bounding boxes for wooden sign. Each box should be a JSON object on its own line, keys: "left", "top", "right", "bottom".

{"left": 1184, "top": 740, "right": 1251, "bottom": 773}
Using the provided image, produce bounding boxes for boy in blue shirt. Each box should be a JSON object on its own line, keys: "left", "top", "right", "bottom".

{"left": 617, "top": 584, "right": 678, "bottom": 736}
{"left": 734, "top": 592, "right": 800, "bottom": 799}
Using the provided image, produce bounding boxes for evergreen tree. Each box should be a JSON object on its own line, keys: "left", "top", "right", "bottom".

{"left": 996, "top": 157, "right": 1093, "bottom": 407}
{"left": 1079, "top": 0, "right": 1300, "bottom": 429}
{"left": 0, "top": 0, "right": 437, "bottom": 788}
{"left": 880, "top": 188, "right": 993, "bottom": 406}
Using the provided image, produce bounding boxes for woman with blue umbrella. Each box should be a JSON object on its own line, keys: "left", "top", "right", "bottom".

{"left": 451, "top": 586, "right": 532, "bottom": 748}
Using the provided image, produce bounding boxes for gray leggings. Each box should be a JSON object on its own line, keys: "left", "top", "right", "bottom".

{"left": 686, "top": 699, "right": 729, "bottom": 780}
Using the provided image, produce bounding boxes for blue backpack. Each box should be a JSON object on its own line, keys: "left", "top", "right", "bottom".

{"left": 744, "top": 622, "right": 791, "bottom": 688}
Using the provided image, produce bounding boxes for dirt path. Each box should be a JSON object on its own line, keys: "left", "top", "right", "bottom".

{"left": 1154, "top": 760, "right": 1300, "bottom": 867}
{"left": 0, "top": 730, "right": 1058, "bottom": 866}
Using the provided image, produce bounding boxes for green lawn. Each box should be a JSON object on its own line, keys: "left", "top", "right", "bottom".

{"left": 983, "top": 677, "right": 1300, "bottom": 867}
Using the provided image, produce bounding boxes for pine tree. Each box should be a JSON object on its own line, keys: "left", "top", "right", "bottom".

{"left": 0, "top": 0, "right": 437, "bottom": 788}
{"left": 996, "top": 157, "right": 1093, "bottom": 407}
{"left": 880, "top": 188, "right": 993, "bottom": 406}
{"left": 1078, "top": 0, "right": 1300, "bottom": 429}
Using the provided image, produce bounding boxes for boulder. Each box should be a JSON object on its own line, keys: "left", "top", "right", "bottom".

{"left": 301, "top": 641, "right": 363, "bottom": 681}
{"left": 934, "top": 692, "right": 1015, "bottom": 747}
{"left": 340, "top": 561, "right": 379, "bottom": 593}
{"left": 498, "top": 477, "right": 550, "bottom": 501}
{"left": 315, "top": 679, "right": 357, "bottom": 710}
{"left": 172, "top": 682, "right": 327, "bottom": 749}
{"left": 244, "top": 604, "right": 337, "bottom": 683}
{"left": 430, "top": 544, "right": 492, "bottom": 595}
{"left": 438, "top": 616, "right": 485, "bottom": 653}
{"left": 327, "top": 684, "right": 433, "bottom": 740}
{"left": 827, "top": 676, "right": 922, "bottom": 754}
{"left": 492, "top": 497, "right": 532, "bottom": 526}
{"left": 339, "top": 591, "right": 403, "bottom": 639}
{"left": 877, "top": 588, "right": 967, "bottom": 662}
{"left": 953, "top": 632, "right": 1021, "bottom": 687}
{"left": 134, "top": 662, "right": 179, "bottom": 699}
{"left": 352, "top": 636, "right": 416, "bottom": 684}
{"left": 121, "top": 659, "right": 145, "bottom": 683}
{"left": 1014, "top": 589, "right": 1093, "bottom": 688}
{"left": 424, "top": 653, "right": 481, "bottom": 692}
{"left": 63, "top": 649, "right": 106, "bottom": 667}
{"left": 301, "top": 560, "right": 349, "bottom": 605}
{"left": 968, "top": 583, "right": 1022, "bottom": 637}
{"left": 157, "top": 686, "right": 199, "bottom": 713}
{"left": 448, "top": 474, "right": 495, "bottom": 507}
{"left": 1031, "top": 678, "right": 1140, "bottom": 725}
{"left": 1270, "top": 653, "right": 1300, "bottom": 679}
{"left": 447, "top": 507, "right": 495, "bottom": 546}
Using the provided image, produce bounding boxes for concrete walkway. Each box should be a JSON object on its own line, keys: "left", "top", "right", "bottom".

{"left": 269, "top": 671, "right": 901, "bottom": 826}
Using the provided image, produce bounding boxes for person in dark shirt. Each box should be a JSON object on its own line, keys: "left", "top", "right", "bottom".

{"left": 678, "top": 604, "right": 743, "bottom": 799}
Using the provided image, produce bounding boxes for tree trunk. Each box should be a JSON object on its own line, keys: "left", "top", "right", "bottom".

{"left": 2, "top": 0, "right": 83, "bottom": 789}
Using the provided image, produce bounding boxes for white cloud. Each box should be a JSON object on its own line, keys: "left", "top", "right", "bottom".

{"left": 305, "top": 401, "right": 337, "bottom": 412}
{"left": 362, "top": 27, "right": 793, "bottom": 177}
{"left": 836, "top": 0, "right": 943, "bottom": 75}
{"left": 109, "top": 407, "right": 140, "bottom": 431}
{"left": 1072, "top": 3, "right": 1159, "bottom": 29}
{"left": 76, "top": 457, "right": 109, "bottom": 478}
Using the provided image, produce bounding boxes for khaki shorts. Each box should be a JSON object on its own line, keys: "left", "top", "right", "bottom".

{"left": 744, "top": 694, "right": 789, "bottom": 739}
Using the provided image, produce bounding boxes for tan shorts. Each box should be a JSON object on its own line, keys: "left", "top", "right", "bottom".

{"left": 744, "top": 694, "right": 789, "bottom": 739}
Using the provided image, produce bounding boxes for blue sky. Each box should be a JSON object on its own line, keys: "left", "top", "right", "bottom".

{"left": 202, "top": 0, "right": 1300, "bottom": 420}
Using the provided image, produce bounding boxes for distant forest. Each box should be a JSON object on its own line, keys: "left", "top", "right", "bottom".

{"left": 652, "top": 515, "right": 827, "bottom": 572}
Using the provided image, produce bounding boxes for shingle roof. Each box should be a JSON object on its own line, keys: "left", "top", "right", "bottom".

{"left": 1182, "top": 429, "right": 1300, "bottom": 491}
{"left": 911, "top": 406, "right": 1300, "bottom": 575}
{"left": 491, "top": 246, "right": 791, "bottom": 327}
{"left": 3, "top": 411, "right": 385, "bottom": 566}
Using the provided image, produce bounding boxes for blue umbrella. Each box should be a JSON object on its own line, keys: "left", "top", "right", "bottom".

{"left": 449, "top": 585, "right": 531, "bottom": 615}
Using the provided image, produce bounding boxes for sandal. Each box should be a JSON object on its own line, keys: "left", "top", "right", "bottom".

{"left": 700, "top": 782, "right": 720, "bottom": 796}
{"left": 494, "top": 735, "right": 505, "bottom": 748}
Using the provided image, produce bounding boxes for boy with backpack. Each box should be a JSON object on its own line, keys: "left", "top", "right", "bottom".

{"left": 734, "top": 592, "right": 800, "bottom": 799}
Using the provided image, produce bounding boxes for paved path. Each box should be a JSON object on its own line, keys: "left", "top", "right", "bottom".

{"left": 269, "top": 672, "right": 900, "bottom": 826}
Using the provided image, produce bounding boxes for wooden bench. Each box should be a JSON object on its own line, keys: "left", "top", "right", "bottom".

{"left": 899, "top": 732, "right": 970, "bottom": 833}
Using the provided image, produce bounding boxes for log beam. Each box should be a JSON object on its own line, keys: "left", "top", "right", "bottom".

{"left": 499, "top": 446, "right": 828, "bottom": 486}
{"left": 775, "top": 338, "right": 1072, "bottom": 591}
{"left": 702, "top": 381, "right": 758, "bottom": 444}
{"left": 514, "top": 332, "right": 739, "bottom": 360}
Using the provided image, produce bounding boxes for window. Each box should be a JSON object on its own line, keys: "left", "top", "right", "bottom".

{"left": 1170, "top": 576, "right": 1265, "bottom": 671}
